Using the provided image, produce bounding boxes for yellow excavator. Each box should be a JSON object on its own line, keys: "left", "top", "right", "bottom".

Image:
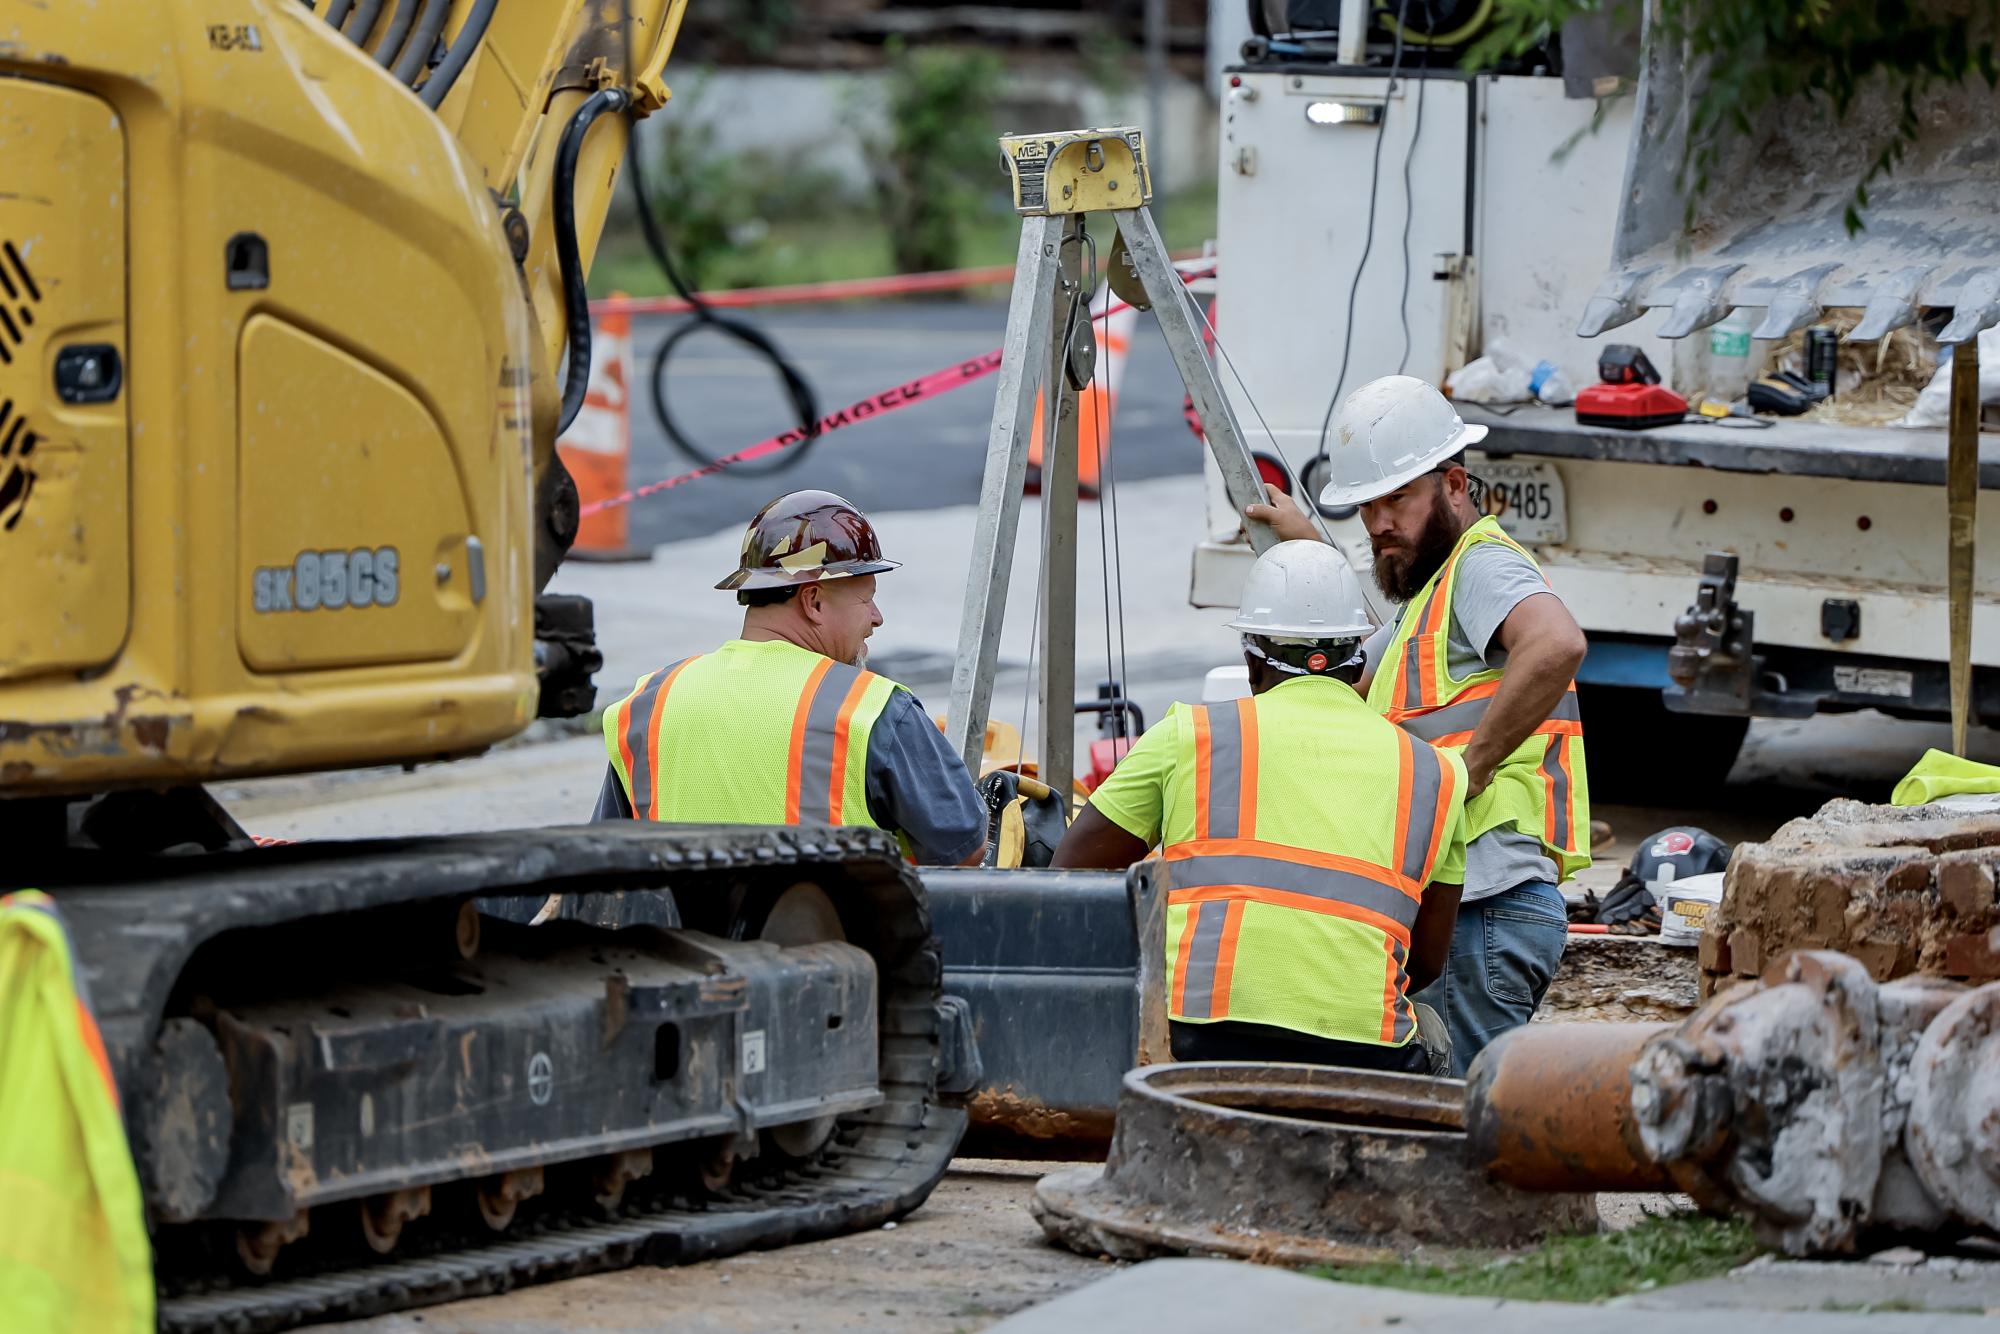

{"left": 0, "top": 4, "right": 974, "bottom": 1328}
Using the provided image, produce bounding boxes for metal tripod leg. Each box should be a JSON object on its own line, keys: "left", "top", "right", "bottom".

{"left": 945, "top": 215, "right": 1066, "bottom": 773}
{"left": 1038, "top": 216, "right": 1085, "bottom": 799}
{"left": 1112, "top": 206, "right": 1279, "bottom": 554}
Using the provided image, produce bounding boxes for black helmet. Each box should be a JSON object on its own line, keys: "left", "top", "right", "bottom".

{"left": 1630, "top": 826, "right": 1731, "bottom": 888}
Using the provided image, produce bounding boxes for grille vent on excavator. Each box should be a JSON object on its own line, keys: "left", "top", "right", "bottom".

{"left": 0, "top": 397, "right": 39, "bottom": 532}
{"left": 0, "top": 240, "right": 41, "bottom": 366}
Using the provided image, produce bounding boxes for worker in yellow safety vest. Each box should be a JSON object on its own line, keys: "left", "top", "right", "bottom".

{"left": 0, "top": 890, "right": 154, "bottom": 1333}
{"left": 591, "top": 490, "right": 988, "bottom": 867}
{"left": 1248, "top": 375, "right": 1590, "bottom": 1073}
{"left": 1053, "top": 541, "right": 1469, "bottom": 1073}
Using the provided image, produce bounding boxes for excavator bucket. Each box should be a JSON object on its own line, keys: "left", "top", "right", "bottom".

{"left": 1578, "top": 27, "right": 2000, "bottom": 345}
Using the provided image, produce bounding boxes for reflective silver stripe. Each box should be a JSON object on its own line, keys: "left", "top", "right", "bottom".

{"left": 796, "top": 660, "right": 867, "bottom": 824}
{"left": 1400, "top": 739, "right": 1443, "bottom": 882}
{"left": 1173, "top": 853, "right": 1419, "bottom": 931}
{"left": 625, "top": 660, "right": 690, "bottom": 819}
{"left": 1177, "top": 900, "right": 1230, "bottom": 1019}
{"left": 1540, "top": 735, "right": 1573, "bottom": 850}
{"left": 1401, "top": 631, "right": 1425, "bottom": 711}
{"left": 1203, "top": 704, "right": 1243, "bottom": 839}
{"left": 1400, "top": 693, "right": 1487, "bottom": 742}
{"left": 1387, "top": 939, "right": 1414, "bottom": 1044}
{"left": 1398, "top": 686, "right": 1580, "bottom": 743}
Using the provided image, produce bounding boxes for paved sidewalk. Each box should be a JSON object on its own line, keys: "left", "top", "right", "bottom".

{"left": 987, "top": 1257, "right": 1999, "bottom": 1333}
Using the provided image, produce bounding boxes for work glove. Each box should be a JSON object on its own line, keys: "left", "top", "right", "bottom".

{"left": 1585, "top": 872, "right": 1663, "bottom": 936}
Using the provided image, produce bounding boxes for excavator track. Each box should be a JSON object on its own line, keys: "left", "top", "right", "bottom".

{"left": 25, "top": 823, "right": 970, "bottom": 1332}
{"left": 157, "top": 1103, "right": 957, "bottom": 1332}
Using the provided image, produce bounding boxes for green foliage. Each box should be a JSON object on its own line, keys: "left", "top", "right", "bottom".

{"left": 1469, "top": 0, "right": 2000, "bottom": 232}
{"left": 1080, "top": 27, "right": 1140, "bottom": 99}
{"left": 857, "top": 38, "right": 1007, "bottom": 273}
{"left": 1317, "top": 1212, "right": 1760, "bottom": 1303}
{"left": 633, "top": 72, "right": 850, "bottom": 288}
{"left": 723, "top": 0, "right": 795, "bottom": 60}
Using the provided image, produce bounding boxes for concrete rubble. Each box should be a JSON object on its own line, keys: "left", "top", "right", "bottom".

{"left": 1705, "top": 800, "right": 2000, "bottom": 995}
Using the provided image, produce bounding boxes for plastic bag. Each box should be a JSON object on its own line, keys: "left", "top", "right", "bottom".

{"left": 1897, "top": 326, "right": 2000, "bottom": 427}
{"left": 1530, "top": 359, "right": 1575, "bottom": 406}
{"left": 1446, "top": 355, "right": 1532, "bottom": 404}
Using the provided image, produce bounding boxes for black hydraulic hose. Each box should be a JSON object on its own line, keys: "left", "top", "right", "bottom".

{"left": 391, "top": 0, "right": 450, "bottom": 86}
{"left": 554, "top": 88, "right": 630, "bottom": 435}
{"left": 372, "top": 0, "right": 417, "bottom": 66}
{"left": 343, "top": 0, "right": 384, "bottom": 47}
{"left": 419, "top": 0, "right": 499, "bottom": 109}
{"left": 324, "top": 0, "right": 353, "bottom": 29}
{"left": 624, "top": 134, "right": 821, "bottom": 474}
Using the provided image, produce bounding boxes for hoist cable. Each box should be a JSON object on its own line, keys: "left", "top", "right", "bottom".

{"left": 1173, "top": 277, "right": 1339, "bottom": 545}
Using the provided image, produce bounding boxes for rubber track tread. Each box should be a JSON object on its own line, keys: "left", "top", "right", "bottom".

{"left": 46, "top": 823, "right": 971, "bottom": 1333}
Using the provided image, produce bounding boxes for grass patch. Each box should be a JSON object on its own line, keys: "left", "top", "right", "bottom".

{"left": 589, "top": 185, "right": 1218, "bottom": 298}
{"left": 1315, "top": 1214, "right": 1760, "bottom": 1305}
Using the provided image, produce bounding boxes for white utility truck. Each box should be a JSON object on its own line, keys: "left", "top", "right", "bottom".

{"left": 1196, "top": 2, "right": 2000, "bottom": 795}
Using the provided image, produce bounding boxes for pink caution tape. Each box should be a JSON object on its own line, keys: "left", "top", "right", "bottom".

{"left": 580, "top": 349, "right": 1005, "bottom": 516}
{"left": 581, "top": 266, "right": 1216, "bottom": 517}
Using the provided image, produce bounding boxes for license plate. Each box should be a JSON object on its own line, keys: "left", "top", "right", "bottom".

{"left": 1468, "top": 455, "right": 1567, "bottom": 546}
{"left": 1834, "top": 665, "right": 1913, "bottom": 698}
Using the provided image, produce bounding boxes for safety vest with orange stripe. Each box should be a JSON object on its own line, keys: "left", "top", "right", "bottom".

{"left": 1144, "top": 677, "right": 1467, "bottom": 1047}
{"left": 1365, "top": 515, "right": 1591, "bottom": 880}
{"left": 602, "top": 637, "right": 903, "bottom": 830}
{"left": 0, "top": 891, "right": 154, "bottom": 1332}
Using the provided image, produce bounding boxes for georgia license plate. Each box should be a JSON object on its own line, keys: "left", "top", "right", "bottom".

{"left": 1468, "top": 455, "right": 1567, "bottom": 546}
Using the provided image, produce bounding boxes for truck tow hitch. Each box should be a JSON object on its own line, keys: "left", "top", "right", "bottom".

{"left": 1665, "top": 552, "right": 1811, "bottom": 718}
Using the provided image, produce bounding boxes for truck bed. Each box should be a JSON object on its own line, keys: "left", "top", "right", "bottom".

{"left": 1463, "top": 403, "right": 2000, "bottom": 490}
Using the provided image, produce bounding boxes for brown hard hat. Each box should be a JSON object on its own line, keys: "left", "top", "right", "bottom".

{"left": 716, "top": 489, "right": 900, "bottom": 591}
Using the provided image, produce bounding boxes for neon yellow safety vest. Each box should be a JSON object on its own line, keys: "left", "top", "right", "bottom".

{"left": 0, "top": 891, "right": 154, "bottom": 1333}
{"left": 1366, "top": 515, "right": 1591, "bottom": 880}
{"left": 1157, "top": 678, "right": 1466, "bottom": 1048}
{"left": 604, "top": 638, "right": 904, "bottom": 827}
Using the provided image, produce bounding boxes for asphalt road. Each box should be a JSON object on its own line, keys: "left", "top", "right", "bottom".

{"left": 614, "top": 298, "right": 1207, "bottom": 550}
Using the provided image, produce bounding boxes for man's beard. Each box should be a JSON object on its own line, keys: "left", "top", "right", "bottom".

{"left": 1372, "top": 490, "right": 1463, "bottom": 603}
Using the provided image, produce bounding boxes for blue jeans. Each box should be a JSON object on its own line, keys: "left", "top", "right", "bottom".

{"left": 1413, "top": 881, "right": 1568, "bottom": 1077}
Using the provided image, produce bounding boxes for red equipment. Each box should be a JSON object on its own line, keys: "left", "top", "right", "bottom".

{"left": 1574, "top": 345, "right": 1688, "bottom": 429}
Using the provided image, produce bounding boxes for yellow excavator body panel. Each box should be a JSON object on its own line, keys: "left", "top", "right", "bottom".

{"left": 0, "top": 1, "right": 542, "bottom": 792}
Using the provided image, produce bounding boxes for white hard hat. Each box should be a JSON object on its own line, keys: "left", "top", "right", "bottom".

{"left": 1225, "top": 540, "right": 1376, "bottom": 639}
{"left": 1317, "top": 375, "right": 1487, "bottom": 509}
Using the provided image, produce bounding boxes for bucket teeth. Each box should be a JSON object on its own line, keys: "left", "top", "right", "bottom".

{"left": 1575, "top": 265, "right": 1658, "bottom": 338}
{"left": 1747, "top": 264, "right": 1840, "bottom": 340}
{"left": 1655, "top": 265, "right": 1744, "bottom": 338}
{"left": 1848, "top": 266, "right": 1932, "bottom": 343}
{"left": 1938, "top": 267, "right": 2000, "bottom": 344}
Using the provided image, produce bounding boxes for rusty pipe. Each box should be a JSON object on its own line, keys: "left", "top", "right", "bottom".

{"left": 1464, "top": 1021, "right": 1676, "bottom": 1193}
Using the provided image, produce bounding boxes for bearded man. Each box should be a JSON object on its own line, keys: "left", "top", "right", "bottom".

{"left": 1247, "top": 375, "right": 1589, "bottom": 1072}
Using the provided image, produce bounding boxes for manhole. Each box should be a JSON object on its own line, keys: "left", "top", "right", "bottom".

{"left": 1033, "top": 1062, "right": 1598, "bottom": 1265}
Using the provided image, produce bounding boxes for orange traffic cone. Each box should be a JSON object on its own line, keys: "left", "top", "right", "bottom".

{"left": 1028, "top": 285, "right": 1137, "bottom": 497}
{"left": 558, "top": 300, "right": 647, "bottom": 560}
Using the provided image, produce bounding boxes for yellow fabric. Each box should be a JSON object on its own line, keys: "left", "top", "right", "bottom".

{"left": 1090, "top": 676, "right": 1469, "bottom": 1045}
{"left": 0, "top": 892, "right": 154, "bottom": 1333}
{"left": 1892, "top": 748, "right": 2000, "bottom": 806}
{"left": 1366, "top": 516, "right": 1591, "bottom": 880}
{"left": 604, "top": 639, "right": 899, "bottom": 827}
{"left": 1093, "top": 677, "right": 1467, "bottom": 883}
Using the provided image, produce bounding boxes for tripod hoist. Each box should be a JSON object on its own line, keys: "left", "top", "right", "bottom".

{"left": 942, "top": 127, "right": 1283, "bottom": 799}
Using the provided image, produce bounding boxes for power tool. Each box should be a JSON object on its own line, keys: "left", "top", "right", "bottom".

{"left": 1574, "top": 345, "right": 1689, "bottom": 429}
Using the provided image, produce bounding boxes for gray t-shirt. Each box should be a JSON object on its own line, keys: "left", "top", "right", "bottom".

{"left": 1364, "top": 543, "right": 1562, "bottom": 902}
{"left": 590, "top": 686, "right": 986, "bottom": 865}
